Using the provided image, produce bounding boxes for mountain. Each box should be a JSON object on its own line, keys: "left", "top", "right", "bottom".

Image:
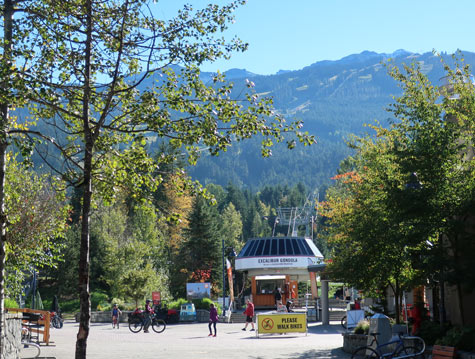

{"left": 187, "top": 50, "right": 475, "bottom": 190}
{"left": 223, "top": 68, "right": 256, "bottom": 79}
{"left": 24, "top": 49, "right": 475, "bottom": 192}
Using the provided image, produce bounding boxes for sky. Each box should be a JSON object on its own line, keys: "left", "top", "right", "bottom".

{"left": 157, "top": 0, "right": 475, "bottom": 75}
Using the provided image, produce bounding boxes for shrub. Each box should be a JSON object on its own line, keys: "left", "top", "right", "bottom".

{"left": 436, "top": 326, "right": 475, "bottom": 351}
{"left": 192, "top": 298, "right": 214, "bottom": 310}
{"left": 90, "top": 291, "right": 109, "bottom": 311}
{"left": 97, "top": 302, "right": 112, "bottom": 312}
{"left": 354, "top": 320, "right": 370, "bottom": 335}
{"left": 168, "top": 298, "right": 188, "bottom": 310}
{"left": 418, "top": 320, "right": 446, "bottom": 345}
{"left": 5, "top": 297, "right": 18, "bottom": 308}
{"left": 61, "top": 298, "right": 80, "bottom": 313}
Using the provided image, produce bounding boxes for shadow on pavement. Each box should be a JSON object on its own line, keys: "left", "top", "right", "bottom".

{"left": 247, "top": 348, "right": 350, "bottom": 359}
{"left": 308, "top": 323, "right": 345, "bottom": 335}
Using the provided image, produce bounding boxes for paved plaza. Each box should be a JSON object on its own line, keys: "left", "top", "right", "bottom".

{"left": 36, "top": 320, "right": 351, "bottom": 359}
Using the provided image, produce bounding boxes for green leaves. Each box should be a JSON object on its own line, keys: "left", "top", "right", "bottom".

{"left": 323, "top": 54, "right": 475, "bottom": 307}
{"left": 4, "top": 156, "right": 69, "bottom": 296}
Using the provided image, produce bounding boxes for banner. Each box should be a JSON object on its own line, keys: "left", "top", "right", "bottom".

{"left": 186, "top": 283, "right": 211, "bottom": 299}
{"left": 152, "top": 291, "right": 161, "bottom": 305}
{"left": 226, "top": 258, "right": 234, "bottom": 302}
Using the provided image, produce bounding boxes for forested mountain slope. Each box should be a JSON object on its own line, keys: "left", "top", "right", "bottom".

{"left": 188, "top": 50, "right": 475, "bottom": 189}
{"left": 25, "top": 50, "right": 475, "bottom": 190}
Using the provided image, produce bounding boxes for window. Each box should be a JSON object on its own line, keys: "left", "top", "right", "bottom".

{"left": 285, "top": 238, "right": 294, "bottom": 255}
{"left": 242, "top": 240, "right": 256, "bottom": 257}
{"left": 291, "top": 238, "right": 301, "bottom": 255}
{"left": 279, "top": 238, "right": 285, "bottom": 254}
{"left": 256, "top": 279, "right": 285, "bottom": 295}
{"left": 301, "top": 240, "right": 313, "bottom": 255}
{"left": 271, "top": 239, "right": 278, "bottom": 255}
{"left": 255, "top": 240, "right": 265, "bottom": 256}
{"left": 263, "top": 239, "right": 271, "bottom": 255}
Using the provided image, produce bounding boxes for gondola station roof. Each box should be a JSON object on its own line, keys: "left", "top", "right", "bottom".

{"left": 235, "top": 237, "right": 324, "bottom": 280}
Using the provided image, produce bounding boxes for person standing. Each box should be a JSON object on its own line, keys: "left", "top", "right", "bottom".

{"left": 274, "top": 288, "right": 282, "bottom": 308}
{"left": 242, "top": 298, "right": 255, "bottom": 331}
{"left": 208, "top": 303, "right": 218, "bottom": 337}
{"left": 111, "top": 304, "right": 122, "bottom": 329}
{"left": 143, "top": 299, "right": 153, "bottom": 333}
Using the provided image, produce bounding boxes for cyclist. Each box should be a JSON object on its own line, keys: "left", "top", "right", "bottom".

{"left": 143, "top": 299, "right": 154, "bottom": 333}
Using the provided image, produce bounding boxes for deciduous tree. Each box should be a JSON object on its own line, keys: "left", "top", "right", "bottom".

{"left": 17, "top": 2, "right": 315, "bottom": 356}
{"left": 321, "top": 56, "right": 475, "bottom": 323}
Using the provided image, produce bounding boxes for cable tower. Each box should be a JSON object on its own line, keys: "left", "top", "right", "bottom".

{"left": 273, "top": 189, "right": 319, "bottom": 237}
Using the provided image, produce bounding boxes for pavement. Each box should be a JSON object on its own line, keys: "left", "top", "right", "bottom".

{"left": 36, "top": 320, "right": 351, "bottom": 359}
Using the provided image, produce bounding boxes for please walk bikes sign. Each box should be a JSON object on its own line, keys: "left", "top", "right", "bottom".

{"left": 256, "top": 313, "right": 307, "bottom": 337}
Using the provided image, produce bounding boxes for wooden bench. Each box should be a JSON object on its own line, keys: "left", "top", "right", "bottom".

{"left": 432, "top": 345, "right": 456, "bottom": 359}
{"left": 6, "top": 307, "right": 51, "bottom": 345}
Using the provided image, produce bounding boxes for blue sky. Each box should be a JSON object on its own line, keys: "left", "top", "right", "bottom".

{"left": 158, "top": 0, "right": 475, "bottom": 75}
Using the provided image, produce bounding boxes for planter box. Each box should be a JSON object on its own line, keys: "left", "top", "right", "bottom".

{"left": 342, "top": 333, "right": 368, "bottom": 354}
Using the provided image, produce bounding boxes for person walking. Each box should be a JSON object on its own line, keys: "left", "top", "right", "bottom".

{"left": 111, "top": 304, "right": 122, "bottom": 329}
{"left": 208, "top": 303, "right": 218, "bottom": 337}
{"left": 242, "top": 298, "right": 255, "bottom": 331}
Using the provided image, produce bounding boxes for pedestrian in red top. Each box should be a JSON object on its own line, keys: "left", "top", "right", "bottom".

{"left": 208, "top": 303, "right": 218, "bottom": 337}
{"left": 242, "top": 298, "right": 255, "bottom": 331}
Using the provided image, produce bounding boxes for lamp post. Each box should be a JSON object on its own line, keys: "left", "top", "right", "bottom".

{"left": 222, "top": 239, "right": 236, "bottom": 318}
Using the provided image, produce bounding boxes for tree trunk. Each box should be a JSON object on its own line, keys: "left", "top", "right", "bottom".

{"left": 75, "top": 0, "right": 93, "bottom": 358}
{"left": 0, "top": 0, "right": 13, "bottom": 350}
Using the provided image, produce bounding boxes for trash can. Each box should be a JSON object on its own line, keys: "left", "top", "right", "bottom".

{"left": 368, "top": 313, "right": 391, "bottom": 350}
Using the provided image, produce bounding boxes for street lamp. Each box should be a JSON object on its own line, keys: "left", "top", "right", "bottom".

{"left": 222, "top": 239, "right": 236, "bottom": 318}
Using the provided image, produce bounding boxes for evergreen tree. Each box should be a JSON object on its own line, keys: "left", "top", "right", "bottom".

{"left": 182, "top": 196, "right": 221, "bottom": 294}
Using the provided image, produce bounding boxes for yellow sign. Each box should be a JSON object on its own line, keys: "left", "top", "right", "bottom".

{"left": 257, "top": 313, "right": 307, "bottom": 334}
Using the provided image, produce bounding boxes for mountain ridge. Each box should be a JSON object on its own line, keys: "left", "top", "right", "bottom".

{"left": 188, "top": 50, "right": 475, "bottom": 190}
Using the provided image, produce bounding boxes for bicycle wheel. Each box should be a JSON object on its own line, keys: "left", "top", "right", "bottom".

{"left": 152, "top": 318, "right": 166, "bottom": 333}
{"left": 128, "top": 317, "right": 143, "bottom": 333}
{"left": 52, "top": 316, "right": 63, "bottom": 329}
{"left": 341, "top": 315, "right": 347, "bottom": 329}
{"left": 352, "top": 346, "right": 380, "bottom": 359}
{"left": 394, "top": 345, "right": 424, "bottom": 359}
{"left": 20, "top": 341, "right": 41, "bottom": 358}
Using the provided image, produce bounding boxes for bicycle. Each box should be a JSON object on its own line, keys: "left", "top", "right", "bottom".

{"left": 20, "top": 325, "right": 41, "bottom": 358}
{"left": 351, "top": 332, "right": 425, "bottom": 359}
{"left": 128, "top": 310, "right": 166, "bottom": 333}
{"left": 50, "top": 311, "right": 64, "bottom": 329}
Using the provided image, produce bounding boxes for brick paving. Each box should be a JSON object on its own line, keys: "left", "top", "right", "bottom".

{"left": 38, "top": 320, "right": 351, "bottom": 359}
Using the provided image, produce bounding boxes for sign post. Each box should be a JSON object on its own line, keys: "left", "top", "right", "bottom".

{"left": 152, "top": 291, "right": 161, "bottom": 305}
